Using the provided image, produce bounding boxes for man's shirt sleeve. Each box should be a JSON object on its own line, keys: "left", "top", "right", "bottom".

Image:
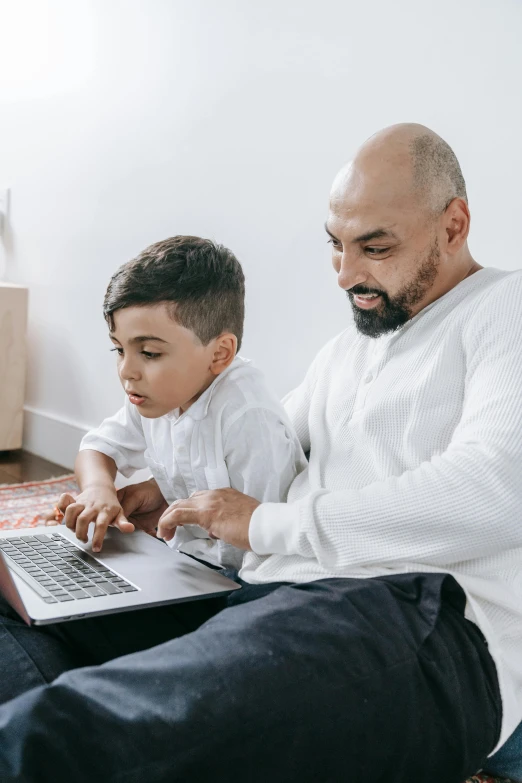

{"left": 250, "top": 275, "right": 522, "bottom": 568}
{"left": 79, "top": 395, "right": 147, "bottom": 477}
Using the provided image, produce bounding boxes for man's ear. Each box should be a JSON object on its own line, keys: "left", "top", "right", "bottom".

{"left": 209, "top": 333, "right": 237, "bottom": 376}
{"left": 444, "top": 197, "right": 470, "bottom": 254}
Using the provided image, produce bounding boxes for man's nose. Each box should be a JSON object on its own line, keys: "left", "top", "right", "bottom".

{"left": 336, "top": 251, "right": 367, "bottom": 292}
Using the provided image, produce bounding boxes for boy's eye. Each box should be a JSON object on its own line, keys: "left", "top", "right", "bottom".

{"left": 142, "top": 351, "right": 161, "bottom": 359}
{"left": 110, "top": 347, "right": 123, "bottom": 356}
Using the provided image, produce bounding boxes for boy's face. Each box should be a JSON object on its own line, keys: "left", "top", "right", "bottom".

{"left": 109, "top": 304, "right": 218, "bottom": 418}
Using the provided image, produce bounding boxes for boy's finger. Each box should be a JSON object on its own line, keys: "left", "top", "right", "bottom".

{"left": 112, "top": 512, "right": 135, "bottom": 535}
{"left": 57, "top": 493, "right": 76, "bottom": 512}
{"left": 64, "top": 502, "right": 85, "bottom": 531}
{"left": 43, "top": 507, "right": 60, "bottom": 524}
{"left": 74, "top": 506, "right": 100, "bottom": 544}
{"left": 54, "top": 493, "right": 76, "bottom": 523}
{"left": 91, "top": 511, "right": 114, "bottom": 552}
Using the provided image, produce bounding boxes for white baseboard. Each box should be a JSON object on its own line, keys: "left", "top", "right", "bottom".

{"left": 22, "top": 407, "right": 89, "bottom": 471}
{"left": 22, "top": 407, "right": 151, "bottom": 487}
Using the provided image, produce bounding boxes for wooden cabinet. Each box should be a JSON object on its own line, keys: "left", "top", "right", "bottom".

{"left": 0, "top": 283, "right": 28, "bottom": 451}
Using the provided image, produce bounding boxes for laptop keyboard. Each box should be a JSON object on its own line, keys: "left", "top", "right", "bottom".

{"left": 0, "top": 533, "right": 138, "bottom": 603}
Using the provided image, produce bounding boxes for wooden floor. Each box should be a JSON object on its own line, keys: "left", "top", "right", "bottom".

{"left": 0, "top": 450, "right": 70, "bottom": 485}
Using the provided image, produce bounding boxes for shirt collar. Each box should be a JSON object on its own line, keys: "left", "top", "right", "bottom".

{"left": 165, "top": 355, "right": 250, "bottom": 423}
{"left": 379, "top": 268, "right": 496, "bottom": 341}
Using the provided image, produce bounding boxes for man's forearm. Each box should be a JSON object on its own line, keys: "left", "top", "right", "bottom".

{"left": 249, "top": 443, "right": 522, "bottom": 569}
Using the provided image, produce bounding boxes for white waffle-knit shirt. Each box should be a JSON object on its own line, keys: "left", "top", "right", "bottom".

{"left": 244, "top": 268, "right": 522, "bottom": 748}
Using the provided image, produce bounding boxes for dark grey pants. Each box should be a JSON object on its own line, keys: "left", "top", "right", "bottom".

{"left": 0, "top": 573, "right": 501, "bottom": 783}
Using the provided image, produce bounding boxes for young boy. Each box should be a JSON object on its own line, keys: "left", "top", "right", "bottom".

{"left": 56, "top": 235, "right": 306, "bottom": 572}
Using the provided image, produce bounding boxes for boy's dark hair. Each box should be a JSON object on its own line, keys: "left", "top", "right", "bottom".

{"left": 103, "top": 236, "right": 245, "bottom": 350}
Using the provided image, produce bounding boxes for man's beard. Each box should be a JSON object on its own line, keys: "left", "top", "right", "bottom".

{"left": 347, "top": 238, "right": 440, "bottom": 338}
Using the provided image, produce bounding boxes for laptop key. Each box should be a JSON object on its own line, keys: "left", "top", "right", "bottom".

{"left": 43, "top": 596, "right": 58, "bottom": 603}
{"left": 56, "top": 595, "right": 74, "bottom": 602}
{"left": 84, "top": 586, "right": 105, "bottom": 597}
{"left": 119, "top": 585, "right": 138, "bottom": 592}
{"left": 100, "top": 582, "right": 122, "bottom": 595}
{"left": 68, "top": 590, "right": 89, "bottom": 599}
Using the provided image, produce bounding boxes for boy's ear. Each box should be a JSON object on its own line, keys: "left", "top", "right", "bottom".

{"left": 209, "top": 333, "right": 237, "bottom": 376}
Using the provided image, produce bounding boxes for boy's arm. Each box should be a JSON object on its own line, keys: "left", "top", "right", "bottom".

{"left": 223, "top": 407, "right": 307, "bottom": 504}
{"left": 79, "top": 396, "right": 148, "bottom": 477}
{"left": 75, "top": 449, "right": 118, "bottom": 492}
{"left": 60, "top": 398, "right": 148, "bottom": 550}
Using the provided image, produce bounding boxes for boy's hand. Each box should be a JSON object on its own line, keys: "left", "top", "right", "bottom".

{"left": 57, "top": 487, "right": 134, "bottom": 552}
{"left": 157, "top": 488, "right": 260, "bottom": 550}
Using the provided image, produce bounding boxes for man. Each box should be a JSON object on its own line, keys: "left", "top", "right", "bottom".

{"left": 0, "top": 123, "right": 521, "bottom": 783}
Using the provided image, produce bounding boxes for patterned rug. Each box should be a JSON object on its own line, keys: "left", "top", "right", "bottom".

{"left": 0, "top": 475, "right": 79, "bottom": 529}
{"left": 0, "top": 479, "right": 515, "bottom": 783}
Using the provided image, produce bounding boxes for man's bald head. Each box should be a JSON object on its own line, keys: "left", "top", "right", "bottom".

{"left": 409, "top": 128, "right": 467, "bottom": 212}
{"left": 327, "top": 123, "right": 477, "bottom": 337}
{"left": 350, "top": 123, "right": 467, "bottom": 215}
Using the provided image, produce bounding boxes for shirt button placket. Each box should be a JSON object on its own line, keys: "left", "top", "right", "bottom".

{"left": 176, "top": 420, "right": 196, "bottom": 495}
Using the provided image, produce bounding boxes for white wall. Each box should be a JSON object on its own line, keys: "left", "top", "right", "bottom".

{"left": 1, "top": 0, "right": 521, "bottom": 468}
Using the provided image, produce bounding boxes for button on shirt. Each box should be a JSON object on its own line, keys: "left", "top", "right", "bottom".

{"left": 243, "top": 268, "right": 522, "bottom": 749}
{"left": 80, "top": 357, "right": 307, "bottom": 569}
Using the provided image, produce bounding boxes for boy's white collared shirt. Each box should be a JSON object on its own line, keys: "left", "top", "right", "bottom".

{"left": 80, "top": 356, "right": 307, "bottom": 569}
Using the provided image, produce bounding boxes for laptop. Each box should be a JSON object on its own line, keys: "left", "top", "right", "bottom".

{"left": 0, "top": 524, "right": 240, "bottom": 625}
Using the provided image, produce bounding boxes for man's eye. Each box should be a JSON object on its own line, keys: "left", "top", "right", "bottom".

{"left": 327, "top": 238, "right": 342, "bottom": 250}
{"left": 142, "top": 351, "right": 161, "bottom": 359}
{"left": 365, "top": 247, "right": 390, "bottom": 256}
{"left": 110, "top": 347, "right": 123, "bottom": 356}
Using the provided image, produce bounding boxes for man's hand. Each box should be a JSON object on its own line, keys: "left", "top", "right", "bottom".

{"left": 117, "top": 479, "right": 169, "bottom": 536}
{"left": 54, "top": 487, "right": 134, "bottom": 552}
{"left": 157, "top": 488, "right": 260, "bottom": 551}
